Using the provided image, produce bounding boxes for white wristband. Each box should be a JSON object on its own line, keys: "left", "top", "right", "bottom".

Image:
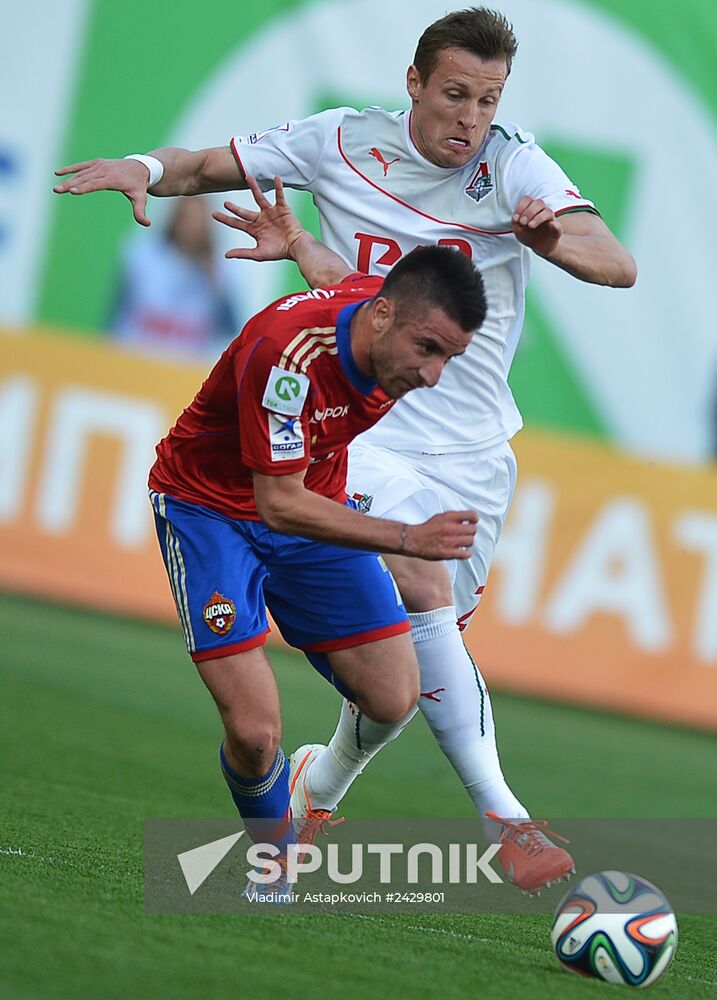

{"left": 124, "top": 154, "right": 164, "bottom": 188}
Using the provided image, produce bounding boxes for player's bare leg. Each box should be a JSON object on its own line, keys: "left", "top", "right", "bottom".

{"left": 289, "top": 633, "right": 419, "bottom": 843}
{"left": 196, "top": 647, "right": 294, "bottom": 895}
{"left": 327, "top": 632, "right": 419, "bottom": 724}
{"left": 296, "top": 558, "right": 574, "bottom": 895}
{"left": 196, "top": 647, "right": 283, "bottom": 776}
{"left": 387, "top": 554, "right": 528, "bottom": 837}
{"left": 297, "top": 559, "right": 575, "bottom": 892}
{"left": 303, "top": 559, "right": 526, "bottom": 834}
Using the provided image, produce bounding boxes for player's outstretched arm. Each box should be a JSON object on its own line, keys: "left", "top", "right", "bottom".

{"left": 511, "top": 196, "right": 637, "bottom": 287}
{"left": 254, "top": 470, "right": 478, "bottom": 561}
{"left": 214, "top": 175, "right": 352, "bottom": 288}
{"left": 53, "top": 145, "right": 244, "bottom": 226}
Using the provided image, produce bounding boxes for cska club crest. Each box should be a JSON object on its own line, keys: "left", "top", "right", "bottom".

{"left": 465, "top": 161, "right": 493, "bottom": 203}
{"left": 203, "top": 592, "right": 237, "bottom": 635}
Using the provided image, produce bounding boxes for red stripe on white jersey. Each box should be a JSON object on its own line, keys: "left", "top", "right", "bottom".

{"left": 336, "top": 128, "right": 513, "bottom": 237}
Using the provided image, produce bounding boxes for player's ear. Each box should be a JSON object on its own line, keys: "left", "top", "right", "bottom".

{"left": 371, "top": 296, "right": 395, "bottom": 335}
{"left": 406, "top": 65, "right": 421, "bottom": 102}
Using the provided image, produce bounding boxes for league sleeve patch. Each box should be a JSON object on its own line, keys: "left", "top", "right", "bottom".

{"left": 261, "top": 365, "right": 310, "bottom": 416}
{"left": 237, "top": 123, "right": 290, "bottom": 145}
{"left": 268, "top": 412, "right": 305, "bottom": 462}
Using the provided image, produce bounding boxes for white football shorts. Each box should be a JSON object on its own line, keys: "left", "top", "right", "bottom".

{"left": 346, "top": 439, "right": 518, "bottom": 629}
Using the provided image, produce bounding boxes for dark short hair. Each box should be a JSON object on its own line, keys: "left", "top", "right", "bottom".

{"left": 380, "top": 245, "right": 487, "bottom": 334}
{"left": 413, "top": 7, "right": 518, "bottom": 81}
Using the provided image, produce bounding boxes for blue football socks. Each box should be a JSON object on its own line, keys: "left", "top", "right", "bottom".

{"left": 219, "top": 743, "right": 294, "bottom": 852}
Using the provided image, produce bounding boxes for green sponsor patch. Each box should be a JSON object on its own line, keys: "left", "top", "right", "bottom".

{"left": 261, "top": 365, "right": 309, "bottom": 415}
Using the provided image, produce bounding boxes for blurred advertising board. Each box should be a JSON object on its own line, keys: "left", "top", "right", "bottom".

{"left": 3, "top": 328, "right": 716, "bottom": 729}
{"left": 0, "top": 329, "right": 188, "bottom": 621}
{"left": 471, "top": 431, "right": 717, "bottom": 730}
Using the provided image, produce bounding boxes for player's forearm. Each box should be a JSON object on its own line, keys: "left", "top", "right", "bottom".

{"left": 257, "top": 479, "right": 405, "bottom": 554}
{"left": 254, "top": 471, "right": 476, "bottom": 560}
{"left": 146, "top": 146, "right": 245, "bottom": 197}
{"left": 288, "top": 231, "right": 352, "bottom": 288}
{"left": 542, "top": 234, "right": 637, "bottom": 287}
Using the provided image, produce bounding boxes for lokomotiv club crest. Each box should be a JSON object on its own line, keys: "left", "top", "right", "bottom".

{"left": 465, "top": 161, "right": 493, "bottom": 203}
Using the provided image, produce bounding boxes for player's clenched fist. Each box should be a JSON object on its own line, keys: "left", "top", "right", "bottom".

{"left": 402, "top": 510, "right": 478, "bottom": 561}
{"left": 53, "top": 157, "right": 152, "bottom": 226}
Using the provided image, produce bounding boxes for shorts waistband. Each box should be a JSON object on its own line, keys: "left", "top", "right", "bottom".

{"left": 353, "top": 437, "right": 513, "bottom": 459}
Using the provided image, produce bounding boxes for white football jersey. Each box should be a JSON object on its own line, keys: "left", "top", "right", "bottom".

{"left": 232, "top": 107, "right": 595, "bottom": 453}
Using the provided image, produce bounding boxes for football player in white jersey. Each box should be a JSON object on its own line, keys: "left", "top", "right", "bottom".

{"left": 54, "top": 7, "right": 636, "bottom": 894}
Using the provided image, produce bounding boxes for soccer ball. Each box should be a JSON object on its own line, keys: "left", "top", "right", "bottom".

{"left": 551, "top": 871, "right": 678, "bottom": 988}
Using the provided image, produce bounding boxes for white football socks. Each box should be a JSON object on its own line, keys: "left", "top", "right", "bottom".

{"left": 306, "top": 698, "right": 417, "bottom": 811}
{"left": 307, "top": 605, "right": 529, "bottom": 842}
{"left": 409, "top": 606, "right": 529, "bottom": 842}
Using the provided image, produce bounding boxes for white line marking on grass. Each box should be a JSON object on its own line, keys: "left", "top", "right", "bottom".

{"left": 355, "top": 915, "right": 717, "bottom": 985}
{"left": 0, "top": 847, "right": 68, "bottom": 865}
{"left": 352, "top": 913, "right": 548, "bottom": 955}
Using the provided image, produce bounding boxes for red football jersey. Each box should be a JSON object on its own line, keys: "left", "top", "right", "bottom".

{"left": 149, "top": 275, "right": 393, "bottom": 519}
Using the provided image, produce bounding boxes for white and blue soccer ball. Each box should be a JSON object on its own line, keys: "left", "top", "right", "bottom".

{"left": 551, "top": 871, "right": 678, "bottom": 988}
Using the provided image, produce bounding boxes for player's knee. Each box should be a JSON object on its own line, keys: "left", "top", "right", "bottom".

{"left": 364, "top": 698, "right": 415, "bottom": 725}
{"left": 362, "top": 679, "right": 419, "bottom": 724}
{"left": 224, "top": 724, "right": 281, "bottom": 776}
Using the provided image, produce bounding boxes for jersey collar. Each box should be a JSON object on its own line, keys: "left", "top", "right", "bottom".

{"left": 336, "top": 300, "right": 377, "bottom": 395}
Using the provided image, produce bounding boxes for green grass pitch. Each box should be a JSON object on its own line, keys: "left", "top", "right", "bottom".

{"left": 1, "top": 592, "right": 715, "bottom": 999}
